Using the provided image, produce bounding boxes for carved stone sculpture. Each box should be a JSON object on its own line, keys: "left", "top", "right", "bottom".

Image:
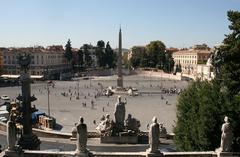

{"left": 220, "top": 116, "right": 233, "bottom": 152}
{"left": 76, "top": 117, "right": 87, "bottom": 153}
{"left": 212, "top": 47, "right": 224, "bottom": 76}
{"left": 125, "top": 114, "right": 140, "bottom": 133}
{"left": 18, "top": 53, "right": 31, "bottom": 73}
{"left": 114, "top": 96, "right": 126, "bottom": 131}
{"left": 159, "top": 124, "right": 167, "bottom": 138}
{"left": 7, "top": 114, "right": 16, "bottom": 151}
{"left": 149, "top": 117, "right": 160, "bottom": 153}
{"left": 96, "top": 114, "right": 113, "bottom": 136}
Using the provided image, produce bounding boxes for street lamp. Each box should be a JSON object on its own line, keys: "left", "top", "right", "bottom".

{"left": 76, "top": 79, "right": 80, "bottom": 99}
{"left": 46, "top": 81, "right": 53, "bottom": 116}
{"left": 149, "top": 70, "right": 152, "bottom": 87}
{"left": 160, "top": 63, "right": 163, "bottom": 88}
{"left": 149, "top": 61, "right": 153, "bottom": 87}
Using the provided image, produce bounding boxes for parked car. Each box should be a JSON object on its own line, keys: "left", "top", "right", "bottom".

{"left": 1, "top": 95, "right": 10, "bottom": 101}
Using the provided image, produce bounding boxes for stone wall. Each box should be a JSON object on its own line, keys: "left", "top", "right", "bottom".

{"left": 0, "top": 121, "right": 99, "bottom": 139}
{"left": 79, "top": 69, "right": 113, "bottom": 76}
{"left": 133, "top": 70, "right": 182, "bottom": 80}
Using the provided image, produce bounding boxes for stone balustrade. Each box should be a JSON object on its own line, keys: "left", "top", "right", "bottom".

{"left": 3, "top": 150, "right": 233, "bottom": 157}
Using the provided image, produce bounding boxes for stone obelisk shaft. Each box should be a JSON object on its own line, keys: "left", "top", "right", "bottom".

{"left": 117, "top": 28, "right": 123, "bottom": 88}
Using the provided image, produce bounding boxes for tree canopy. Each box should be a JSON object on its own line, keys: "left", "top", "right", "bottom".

{"left": 64, "top": 39, "right": 73, "bottom": 69}
{"left": 212, "top": 10, "right": 240, "bottom": 95}
{"left": 96, "top": 40, "right": 106, "bottom": 67}
{"left": 174, "top": 80, "right": 237, "bottom": 151}
{"left": 130, "top": 46, "right": 145, "bottom": 68}
{"left": 129, "top": 41, "right": 174, "bottom": 72}
{"left": 174, "top": 10, "right": 240, "bottom": 151}
{"left": 82, "top": 44, "right": 93, "bottom": 67}
{"left": 95, "top": 40, "right": 116, "bottom": 68}
{"left": 77, "top": 41, "right": 116, "bottom": 70}
{"left": 64, "top": 39, "right": 73, "bottom": 62}
{"left": 105, "top": 41, "right": 116, "bottom": 68}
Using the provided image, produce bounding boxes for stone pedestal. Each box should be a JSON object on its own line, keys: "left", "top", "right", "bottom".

{"left": 4, "top": 150, "right": 24, "bottom": 157}
{"left": 117, "top": 77, "right": 123, "bottom": 88}
{"left": 75, "top": 149, "right": 91, "bottom": 157}
{"left": 100, "top": 136, "right": 138, "bottom": 144}
{"left": 18, "top": 134, "right": 41, "bottom": 150}
{"left": 215, "top": 147, "right": 240, "bottom": 157}
{"left": 216, "top": 152, "right": 239, "bottom": 157}
{"left": 146, "top": 148, "right": 163, "bottom": 157}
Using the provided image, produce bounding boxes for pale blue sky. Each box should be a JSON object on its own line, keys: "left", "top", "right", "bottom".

{"left": 0, "top": 0, "right": 239, "bottom": 49}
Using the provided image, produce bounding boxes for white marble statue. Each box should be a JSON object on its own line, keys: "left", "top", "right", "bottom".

{"left": 7, "top": 116, "right": 16, "bottom": 151}
{"left": 96, "top": 114, "right": 113, "bottom": 136}
{"left": 76, "top": 117, "right": 87, "bottom": 153}
{"left": 148, "top": 116, "right": 160, "bottom": 153}
{"left": 220, "top": 116, "right": 233, "bottom": 152}
{"left": 114, "top": 96, "right": 126, "bottom": 127}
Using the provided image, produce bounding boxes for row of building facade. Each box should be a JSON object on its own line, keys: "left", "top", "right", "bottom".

{"left": 127, "top": 44, "right": 213, "bottom": 80}
{"left": 0, "top": 44, "right": 115, "bottom": 79}
{"left": 0, "top": 43, "right": 213, "bottom": 80}
{"left": 0, "top": 46, "right": 70, "bottom": 79}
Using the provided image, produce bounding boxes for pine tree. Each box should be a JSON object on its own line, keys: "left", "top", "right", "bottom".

{"left": 64, "top": 39, "right": 73, "bottom": 62}
{"left": 64, "top": 39, "right": 73, "bottom": 70}
{"left": 105, "top": 42, "right": 116, "bottom": 68}
{"left": 96, "top": 40, "right": 106, "bottom": 67}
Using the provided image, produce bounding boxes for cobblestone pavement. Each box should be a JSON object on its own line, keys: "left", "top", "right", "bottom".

{"left": 0, "top": 75, "right": 189, "bottom": 133}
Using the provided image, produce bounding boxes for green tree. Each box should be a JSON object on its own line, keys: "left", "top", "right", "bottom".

{"left": 174, "top": 80, "right": 238, "bottom": 151}
{"left": 77, "top": 49, "right": 84, "bottom": 69}
{"left": 82, "top": 44, "right": 93, "bottom": 68}
{"left": 96, "top": 40, "right": 106, "bottom": 67}
{"left": 146, "top": 40, "right": 166, "bottom": 68}
{"left": 212, "top": 10, "right": 240, "bottom": 95}
{"left": 97, "top": 40, "right": 105, "bottom": 48}
{"left": 174, "top": 10, "right": 240, "bottom": 151}
{"left": 122, "top": 51, "right": 130, "bottom": 68}
{"left": 164, "top": 52, "right": 175, "bottom": 73}
{"left": 212, "top": 11, "right": 240, "bottom": 149}
{"left": 175, "top": 64, "right": 182, "bottom": 73}
{"left": 64, "top": 39, "right": 73, "bottom": 69}
{"left": 105, "top": 42, "right": 116, "bottom": 68}
{"left": 129, "top": 46, "right": 146, "bottom": 68}
{"left": 140, "top": 51, "right": 149, "bottom": 68}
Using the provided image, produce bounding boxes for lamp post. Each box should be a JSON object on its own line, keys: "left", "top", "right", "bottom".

{"left": 160, "top": 63, "right": 163, "bottom": 88}
{"left": 17, "top": 53, "right": 40, "bottom": 150}
{"left": 76, "top": 79, "right": 80, "bottom": 99}
{"left": 149, "top": 70, "right": 152, "bottom": 87}
{"left": 47, "top": 82, "right": 50, "bottom": 116}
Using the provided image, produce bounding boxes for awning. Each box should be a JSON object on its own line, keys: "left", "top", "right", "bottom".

{"left": 1, "top": 75, "right": 43, "bottom": 79}
{"left": 1, "top": 74, "right": 20, "bottom": 78}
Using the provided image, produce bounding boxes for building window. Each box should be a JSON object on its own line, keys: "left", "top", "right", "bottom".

{"left": 37, "top": 55, "right": 39, "bottom": 65}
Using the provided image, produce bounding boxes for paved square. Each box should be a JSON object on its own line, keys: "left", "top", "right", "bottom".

{"left": 0, "top": 75, "right": 188, "bottom": 133}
